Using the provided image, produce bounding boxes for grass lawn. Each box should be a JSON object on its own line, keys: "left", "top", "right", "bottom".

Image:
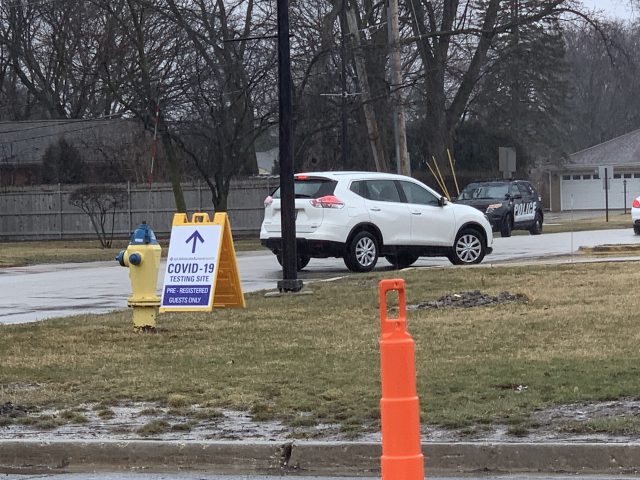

{"left": 543, "top": 211, "right": 631, "bottom": 233}
{"left": 0, "top": 238, "right": 263, "bottom": 267}
{"left": 2, "top": 261, "right": 640, "bottom": 437}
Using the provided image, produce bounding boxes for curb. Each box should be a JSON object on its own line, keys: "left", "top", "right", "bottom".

{"left": 3, "top": 440, "right": 640, "bottom": 475}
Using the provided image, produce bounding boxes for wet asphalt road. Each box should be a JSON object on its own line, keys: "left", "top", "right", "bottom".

{"left": 1, "top": 228, "right": 639, "bottom": 325}
{"left": 3, "top": 474, "right": 640, "bottom": 480}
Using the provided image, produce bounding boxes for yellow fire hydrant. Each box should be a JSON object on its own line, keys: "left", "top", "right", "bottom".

{"left": 116, "top": 222, "right": 161, "bottom": 332}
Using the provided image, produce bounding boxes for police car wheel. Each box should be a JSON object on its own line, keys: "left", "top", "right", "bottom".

{"left": 500, "top": 214, "right": 512, "bottom": 237}
{"left": 529, "top": 213, "right": 543, "bottom": 235}
{"left": 448, "top": 228, "right": 486, "bottom": 265}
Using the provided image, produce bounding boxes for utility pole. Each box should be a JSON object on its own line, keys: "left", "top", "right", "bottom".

{"left": 388, "top": 0, "right": 410, "bottom": 176}
{"left": 276, "top": 0, "right": 303, "bottom": 293}
{"left": 340, "top": 0, "right": 349, "bottom": 168}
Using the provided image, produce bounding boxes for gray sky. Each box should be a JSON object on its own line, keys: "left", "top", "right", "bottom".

{"left": 581, "top": 0, "right": 637, "bottom": 19}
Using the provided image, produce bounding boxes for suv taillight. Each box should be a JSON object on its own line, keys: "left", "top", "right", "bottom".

{"left": 633, "top": 198, "right": 640, "bottom": 209}
{"left": 310, "top": 195, "right": 345, "bottom": 209}
{"left": 264, "top": 195, "right": 273, "bottom": 207}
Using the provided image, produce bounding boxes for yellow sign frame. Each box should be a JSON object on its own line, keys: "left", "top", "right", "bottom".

{"left": 159, "top": 212, "right": 245, "bottom": 312}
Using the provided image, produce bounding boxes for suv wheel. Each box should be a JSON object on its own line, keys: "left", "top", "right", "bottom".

{"left": 448, "top": 228, "right": 486, "bottom": 265}
{"left": 344, "top": 231, "right": 378, "bottom": 272}
{"left": 635, "top": 225, "right": 640, "bottom": 236}
{"left": 500, "top": 214, "right": 512, "bottom": 237}
{"left": 385, "top": 253, "right": 419, "bottom": 269}
{"left": 276, "top": 254, "right": 311, "bottom": 271}
{"left": 529, "top": 213, "right": 543, "bottom": 235}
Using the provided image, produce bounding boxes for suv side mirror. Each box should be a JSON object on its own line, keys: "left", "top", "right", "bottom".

{"left": 439, "top": 196, "right": 448, "bottom": 207}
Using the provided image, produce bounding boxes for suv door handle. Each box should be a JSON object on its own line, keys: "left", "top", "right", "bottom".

{"left": 411, "top": 211, "right": 422, "bottom": 215}
{"left": 370, "top": 207, "right": 381, "bottom": 212}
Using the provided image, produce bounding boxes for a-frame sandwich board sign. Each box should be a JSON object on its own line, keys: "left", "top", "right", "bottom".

{"left": 159, "top": 212, "right": 245, "bottom": 312}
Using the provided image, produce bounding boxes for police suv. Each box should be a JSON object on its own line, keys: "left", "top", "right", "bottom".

{"left": 455, "top": 180, "right": 543, "bottom": 237}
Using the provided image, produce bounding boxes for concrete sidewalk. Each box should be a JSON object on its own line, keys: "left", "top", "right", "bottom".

{"left": 2, "top": 440, "right": 640, "bottom": 476}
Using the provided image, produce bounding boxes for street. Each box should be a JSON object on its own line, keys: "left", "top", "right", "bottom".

{"left": 4, "top": 474, "right": 640, "bottom": 480}
{"left": 0, "top": 228, "right": 639, "bottom": 325}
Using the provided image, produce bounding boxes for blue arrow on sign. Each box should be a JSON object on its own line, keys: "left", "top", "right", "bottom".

{"left": 186, "top": 230, "right": 205, "bottom": 254}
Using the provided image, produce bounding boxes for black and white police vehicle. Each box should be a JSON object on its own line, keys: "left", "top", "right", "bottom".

{"left": 455, "top": 180, "right": 543, "bottom": 237}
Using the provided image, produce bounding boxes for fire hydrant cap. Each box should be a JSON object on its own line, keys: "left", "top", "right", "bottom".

{"left": 130, "top": 222, "right": 159, "bottom": 245}
{"left": 128, "top": 253, "right": 142, "bottom": 265}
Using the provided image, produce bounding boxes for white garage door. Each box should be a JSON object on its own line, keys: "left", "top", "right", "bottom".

{"left": 561, "top": 173, "right": 640, "bottom": 210}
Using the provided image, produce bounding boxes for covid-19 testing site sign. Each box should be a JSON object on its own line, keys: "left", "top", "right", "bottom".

{"left": 160, "top": 212, "right": 245, "bottom": 312}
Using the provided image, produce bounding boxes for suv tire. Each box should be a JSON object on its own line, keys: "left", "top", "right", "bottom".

{"left": 276, "top": 254, "right": 311, "bottom": 271}
{"left": 448, "top": 228, "right": 486, "bottom": 265}
{"left": 344, "top": 231, "right": 378, "bottom": 272}
{"left": 529, "top": 213, "right": 543, "bottom": 235}
{"left": 500, "top": 214, "right": 512, "bottom": 237}
{"left": 385, "top": 253, "right": 419, "bottom": 269}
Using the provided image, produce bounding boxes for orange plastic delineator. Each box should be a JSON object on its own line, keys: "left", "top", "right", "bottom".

{"left": 379, "top": 279, "right": 424, "bottom": 480}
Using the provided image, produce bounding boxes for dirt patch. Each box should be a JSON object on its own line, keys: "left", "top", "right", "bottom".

{"left": 580, "top": 244, "right": 640, "bottom": 254}
{"left": 0, "top": 401, "right": 30, "bottom": 418}
{"left": 407, "top": 290, "right": 528, "bottom": 310}
{"left": 3, "top": 399, "right": 640, "bottom": 443}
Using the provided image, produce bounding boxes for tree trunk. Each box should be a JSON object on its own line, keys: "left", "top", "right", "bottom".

{"left": 345, "top": 6, "right": 389, "bottom": 172}
{"left": 160, "top": 133, "right": 187, "bottom": 213}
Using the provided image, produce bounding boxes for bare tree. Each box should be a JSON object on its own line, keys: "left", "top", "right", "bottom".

{"left": 94, "top": 0, "right": 187, "bottom": 212}
{"left": 70, "top": 185, "right": 126, "bottom": 247}
{"left": 159, "top": 0, "right": 275, "bottom": 210}
{"left": 404, "top": 0, "right": 583, "bottom": 164}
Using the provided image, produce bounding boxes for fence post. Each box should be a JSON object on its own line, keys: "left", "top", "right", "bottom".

{"left": 128, "top": 181, "right": 132, "bottom": 234}
{"left": 58, "top": 183, "right": 63, "bottom": 239}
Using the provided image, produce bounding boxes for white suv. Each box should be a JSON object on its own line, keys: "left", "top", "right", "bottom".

{"left": 260, "top": 171, "right": 493, "bottom": 272}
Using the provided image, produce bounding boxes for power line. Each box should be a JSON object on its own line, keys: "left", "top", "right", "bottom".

{"left": 0, "top": 117, "right": 133, "bottom": 144}
{"left": 0, "top": 113, "right": 126, "bottom": 135}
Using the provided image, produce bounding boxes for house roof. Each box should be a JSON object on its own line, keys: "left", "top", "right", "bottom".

{"left": 0, "top": 119, "right": 141, "bottom": 166}
{"left": 563, "top": 128, "right": 640, "bottom": 169}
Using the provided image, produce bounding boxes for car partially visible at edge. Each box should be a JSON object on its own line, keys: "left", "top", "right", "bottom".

{"left": 632, "top": 196, "right": 640, "bottom": 234}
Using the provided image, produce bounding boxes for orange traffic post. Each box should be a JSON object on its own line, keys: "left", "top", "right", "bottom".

{"left": 379, "top": 279, "right": 424, "bottom": 480}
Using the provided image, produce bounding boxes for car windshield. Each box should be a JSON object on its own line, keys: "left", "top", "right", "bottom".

{"left": 271, "top": 178, "right": 337, "bottom": 199}
{"left": 458, "top": 183, "right": 509, "bottom": 200}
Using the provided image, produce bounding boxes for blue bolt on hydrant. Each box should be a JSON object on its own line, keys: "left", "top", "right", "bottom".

{"left": 116, "top": 222, "right": 161, "bottom": 332}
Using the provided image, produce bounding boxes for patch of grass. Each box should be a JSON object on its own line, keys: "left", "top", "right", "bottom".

{"left": 138, "top": 408, "right": 163, "bottom": 417}
{"left": 136, "top": 420, "right": 169, "bottom": 436}
{"left": 559, "top": 417, "right": 640, "bottom": 435}
{"left": 0, "top": 240, "right": 130, "bottom": 267}
{"left": 543, "top": 212, "right": 630, "bottom": 233}
{"left": 5, "top": 262, "right": 640, "bottom": 435}
{"left": 0, "top": 417, "right": 13, "bottom": 427}
{"left": 16, "top": 415, "right": 64, "bottom": 430}
{"left": 167, "top": 394, "right": 189, "bottom": 408}
{"left": 170, "top": 422, "right": 195, "bottom": 432}
{"left": 60, "top": 410, "right": 89, "bottom": 423}
{"left": 96, "top": 409, "right": 115, "bottom": 419}
{"left": 192, "top": 408, "right": 223, "bottom": 421}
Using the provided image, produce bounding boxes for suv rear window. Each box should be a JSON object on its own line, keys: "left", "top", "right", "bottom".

{"left": 271, "top": 178, "right": 337, "bottom": 199}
